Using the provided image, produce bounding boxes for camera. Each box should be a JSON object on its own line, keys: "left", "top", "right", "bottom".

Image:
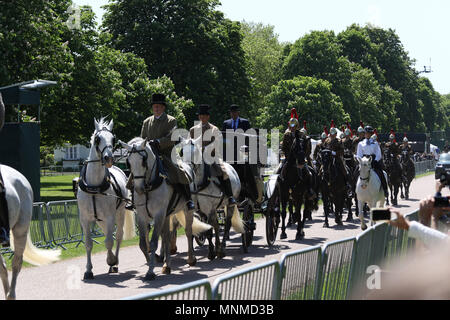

{"left": 434, "top": 196, "right": 450, "bottom": 208}
{"left": 371, "top": 208, "right": 392, "bottom": 221}
{"left": 438, "top": 169, "right": 450, "bottom": 186}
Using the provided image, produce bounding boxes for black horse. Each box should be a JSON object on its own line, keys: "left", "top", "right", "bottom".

{"left": 279, "top": 131, "right": 318, "bottom": 240}
{"left": 319, "top": 149, "right": 347, "bottom": 227}
{"left": 383, "top": 149, "right": 402, "bottom": 206}
{"left": 400, "top": 150, "right": 415, "bottom": 200}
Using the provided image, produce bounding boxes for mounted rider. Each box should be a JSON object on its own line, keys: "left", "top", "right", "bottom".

{"left": 0, "top": 92, "right": 9, "bottom": 247}
{"left": 356, "top": 125, "right": 389, "bottom": 198}
{"left": 280, "top": 108, "right": 315, "bottom": 199}
{"left": 313, "top": 126, "right": 328, "bottom": 163}
{"left": 322, "top": 120, "right": 353, "bottom": 195}
{"left": 189, "top": 104, "right": 236, "bottom": 204}
{"left": 385, "top": 129, "right": 401, "bottom": 158}
{"left": 138, "top": 93, "right": 195, "bottom": 211}
{"left": 352, "top": 121, "right": 366, "bottom": 155}
{"left": 342, "top": 122, "right": 354, "bottom": 152}
{"left": 400, "top": 134, "right": 414, "bottom": 155}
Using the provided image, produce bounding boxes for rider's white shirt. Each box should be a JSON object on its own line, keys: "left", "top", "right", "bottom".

{"left": 356, "top": 138, "right": 382, "bottom": 162}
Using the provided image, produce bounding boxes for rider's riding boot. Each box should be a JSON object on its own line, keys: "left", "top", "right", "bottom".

{"left": 304, "top": 166, "right": 315, "bottom": 199}
{"left": 280, "top": 161, "right": 288, "bottom": 181}
{"left": 0, "top": 227, "right": 9, "bottom": 248}
{"left": 219, "top": 177, "right": 236, "bottom": 205}
{"left": 374, "top": 165, "right": 389, "bottom": 198}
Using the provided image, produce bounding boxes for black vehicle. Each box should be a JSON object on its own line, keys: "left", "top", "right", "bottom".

{"left": 435, "top": 152, "right": 450, "bottom": 181}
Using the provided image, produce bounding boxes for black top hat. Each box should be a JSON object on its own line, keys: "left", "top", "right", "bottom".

{"left": 151, "top": 93, "right": 167, "bottom": 106}
{"left": 364, "top": 126, "right": 374, "bottom": 133}
{"left": 197, "top": 104, "right": 211, "bottom": 115}
{"left": 229, "top": 104, "right": 240, "bottom": 112}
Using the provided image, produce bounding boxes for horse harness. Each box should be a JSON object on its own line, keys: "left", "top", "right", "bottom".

{"left": 78, "top": 163, "right": 127, "bottom": 222}
{"left": 128, "top": 144, "right": 182, "bottom": 218}
{"left": 191, "top": 162, "right": 225, "bottom": 210}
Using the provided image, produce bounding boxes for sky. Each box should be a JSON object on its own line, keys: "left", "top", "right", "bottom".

{"left": 74, "top": 0, "right": 450, "bottom": 94}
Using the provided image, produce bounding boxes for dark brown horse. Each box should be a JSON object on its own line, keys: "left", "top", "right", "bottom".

{"left": 319, "top": 149, "right": 347, "bottom": 227}
{"left": 400, "top": 150, "right": 415, "bottom": 200}
{"left": 383, "top": 149, "right": 402, "bottom": 206}
{"left": 279, "top": 131, "right": 318, "bottom": 240}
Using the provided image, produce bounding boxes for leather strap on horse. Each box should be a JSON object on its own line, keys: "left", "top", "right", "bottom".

{"left": 0, "top": 167, "right": 10, "bottom": 232}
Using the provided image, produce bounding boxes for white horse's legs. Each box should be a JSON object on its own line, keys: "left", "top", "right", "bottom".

{"left": 104, "top": 218, "right": 117, "bottom": 270}
{"left": 81, "top": 219, "right": 94, "bottom": 280}
{"left": 0, "top": 252, "right": 9, "bottom": 299}
{"left": 7, "top": 229, "right": 27, "bottom": 300}
{"left": 161, "top": 218, "right": 171, "bottom": 275}
{"left": 358, "top": 200, "right": 367, "bottom": 231}
{"left": 110, "top": 209, "right": 125, "bottom": 273}
{"left": 145, "top": 212, "right": 164, "bottom": 281}
{"left": 184, "top": 209, "right": 196, "bottom": 266}
{"left": 137, "top": 215, "right": 151, "bottom": 264}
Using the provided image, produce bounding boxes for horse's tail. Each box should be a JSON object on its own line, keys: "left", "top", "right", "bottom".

{"left": 173, "top": 211, "right": 212, "bottom": 236}
{"left": 224, "top": 205, "right": 245, "bottom": 234}
{"left": 122, "top": 209, "right": 136, "bottom": 240}
{"left": 11, "top": 231, "right": 61, "bottom": 266}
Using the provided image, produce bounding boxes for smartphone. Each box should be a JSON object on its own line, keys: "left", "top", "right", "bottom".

{"left": 434, "top": 196, "right": 450, "bottom": 208}
{"left": 372, "top": 208, "right": 392, "bottom": 221}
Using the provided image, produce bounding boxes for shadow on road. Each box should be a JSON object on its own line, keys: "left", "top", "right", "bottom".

{"left": 82, "top": 270, "right": 139, "bottom": 288}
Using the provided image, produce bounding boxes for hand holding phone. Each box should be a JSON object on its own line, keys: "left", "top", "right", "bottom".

{"left": 372, "top": 208, "right": 392, "bottom": 221}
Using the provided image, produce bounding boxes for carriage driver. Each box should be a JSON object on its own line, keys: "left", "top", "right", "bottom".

{"left": 0, "top": 92, "right": 9, "bottom": 246}
{"left": 189, "top": 104, "right": 236, "bottom": 205}
{"left": 139, "top": 93, "right": 195, "bottom": 211}
{"left": 356, "top": 126, "right": 389, "bottom": 198}
{"left": 322, "top": 122, "right": 353, "bottom": 196}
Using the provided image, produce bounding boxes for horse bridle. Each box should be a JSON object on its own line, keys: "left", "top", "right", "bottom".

{"left": 127, "top": 145, "right": 157, "bottom": 189}
{"left": 86, "top": 127, "right": 116, "bottom": 166}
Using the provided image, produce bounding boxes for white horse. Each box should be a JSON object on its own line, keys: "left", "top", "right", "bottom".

{"left": 77, "top": 118, "right": 135, "bottom": 280}
{"left": 119, "top": 137, "right": 211, "bottom": 280}
{"left": 180, "top": 137, "right": 244, "bottom": 260}
{"left": 0, "top": 165, "right": 61, "bottom": 300}
{"left": 356, "top": 156, "right": 388, "bottom": 230}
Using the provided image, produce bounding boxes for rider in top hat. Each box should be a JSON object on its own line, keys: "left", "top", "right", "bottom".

{"left": 190, "top": 104, "right": 236, "bottom": 204}
{"left": 140, "top": 93, "right": 195, "bottom": 211}
{"left": 0, "top": 92, "right": 9, "bottom": 247}
{"left": 385, "top": 129, "right": 401, "bottom": 158}
{"left": 356, "top": 125, "right": 389, "bottom": 198}
{"left": 322, "top": 120, "right": 353, "bottom": 195}
{"left": 400, "top": 134, "right": 414, "bottom": 155}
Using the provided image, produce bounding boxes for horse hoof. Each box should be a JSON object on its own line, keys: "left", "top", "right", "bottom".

{"left": 208, "top": 252, "right": 216, "bottom": 261}
{"left": 170, "top": 247, "right": 177, "bottom": 255}
{"left": 188, "top": 258, "right": 197, "bottom": 267}
{"left": 83, "top": 272, "right": 94, "bottom": 280}
{"left": 335, "top": 218, "right": 343, "bottom": 226}
{"left": 144, "top": 272, "right": 156, "bottom": 281}
{"left": 287, "top": 221, "right": 292, "bottom": 227}
{"left": 217, "top": 251, "right": 225, "bottom": 259}
{"left": 295, "top": 232, "right": 304, "bottom": 240}
{"left": 346, "top": 216, "right": 353, "bottom": 222}
{"left": 280, "top": 232, "right": 287, "bottom": 240}
{"left": 109, "top": 266, "right": 119, "bottom": 274}
{"left": 323, "top": 222, "right": 330, "bottom": 228}
{"left": 361, "top": 225, "right": 367, "bottom": 231}
{"left": 162, "top": 266, "right": 171, "bottom": 275}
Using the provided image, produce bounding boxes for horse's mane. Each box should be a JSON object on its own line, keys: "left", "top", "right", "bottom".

{"left": 89, "top": 117, "right": 113, "bottom": 146}
{"left": 128, "top": 137, "right": 145, "bottom": 146}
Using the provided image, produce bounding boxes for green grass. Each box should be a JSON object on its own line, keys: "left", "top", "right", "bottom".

{"left": 40, "top": 174, "right": 79, "bottom": 202}
{"left": 415, "top": 171, "right": 435, "bottom": 179}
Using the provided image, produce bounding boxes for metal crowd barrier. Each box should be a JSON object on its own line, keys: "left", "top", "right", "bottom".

{"left": 414, "top": 160, "right": 436, "bottom": 176}
{"left": 123, "top": 279, "right": 212, "bottom": 300}
{"left": 124, "top": 209, "right": 426, "bottom": 301}
{"left": 279, "top": 246, "right": 322, "bottom": 300}
{"left": 211, "top": 260, "right": 281, "bottom": 300}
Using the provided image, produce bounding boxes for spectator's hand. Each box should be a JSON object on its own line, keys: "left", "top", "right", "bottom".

{"left": 419, "top": 196, "right": 435, "bottom": 226}
{"left": 436, "top": 180, "right": 445, "bottom": 193}
{"left": 388, "top": 209, "right": 410, "bottom": 231}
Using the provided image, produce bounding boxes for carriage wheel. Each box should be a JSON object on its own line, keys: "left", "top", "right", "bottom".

{"left": 241, "top": 203, "right": 254, "bottom": 252}
{"left": 265, "top": 209, "right": 279, "bottom": 247}
{"left": 194, "top": 213, "right": 208, "bottom": 247}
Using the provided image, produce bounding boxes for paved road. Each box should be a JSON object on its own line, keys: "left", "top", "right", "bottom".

{"left": 10, "top": 174, "right": 447, "bottom": 300}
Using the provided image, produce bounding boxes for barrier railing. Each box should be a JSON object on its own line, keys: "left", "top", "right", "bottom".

{"left": 279, "top": 246, "right": 321, "bottom": 300}
{"left": 123, "top": 279, "right": 212, "bottom": 300}
{"left": 211, "top": 260, "right": 281, "bottom": 300}
{"left": 414, "top": 160, "right": 436, "bottom": 176}
{"left": 123, "top": 209, "right": 426, "bottom": 301}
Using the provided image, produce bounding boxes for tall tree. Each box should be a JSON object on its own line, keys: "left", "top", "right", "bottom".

{"left": 259, "top": 76, "right": 349, "bottom": 134}
{"left": 102, "top": 0, "right": 251, "bottom": 127}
